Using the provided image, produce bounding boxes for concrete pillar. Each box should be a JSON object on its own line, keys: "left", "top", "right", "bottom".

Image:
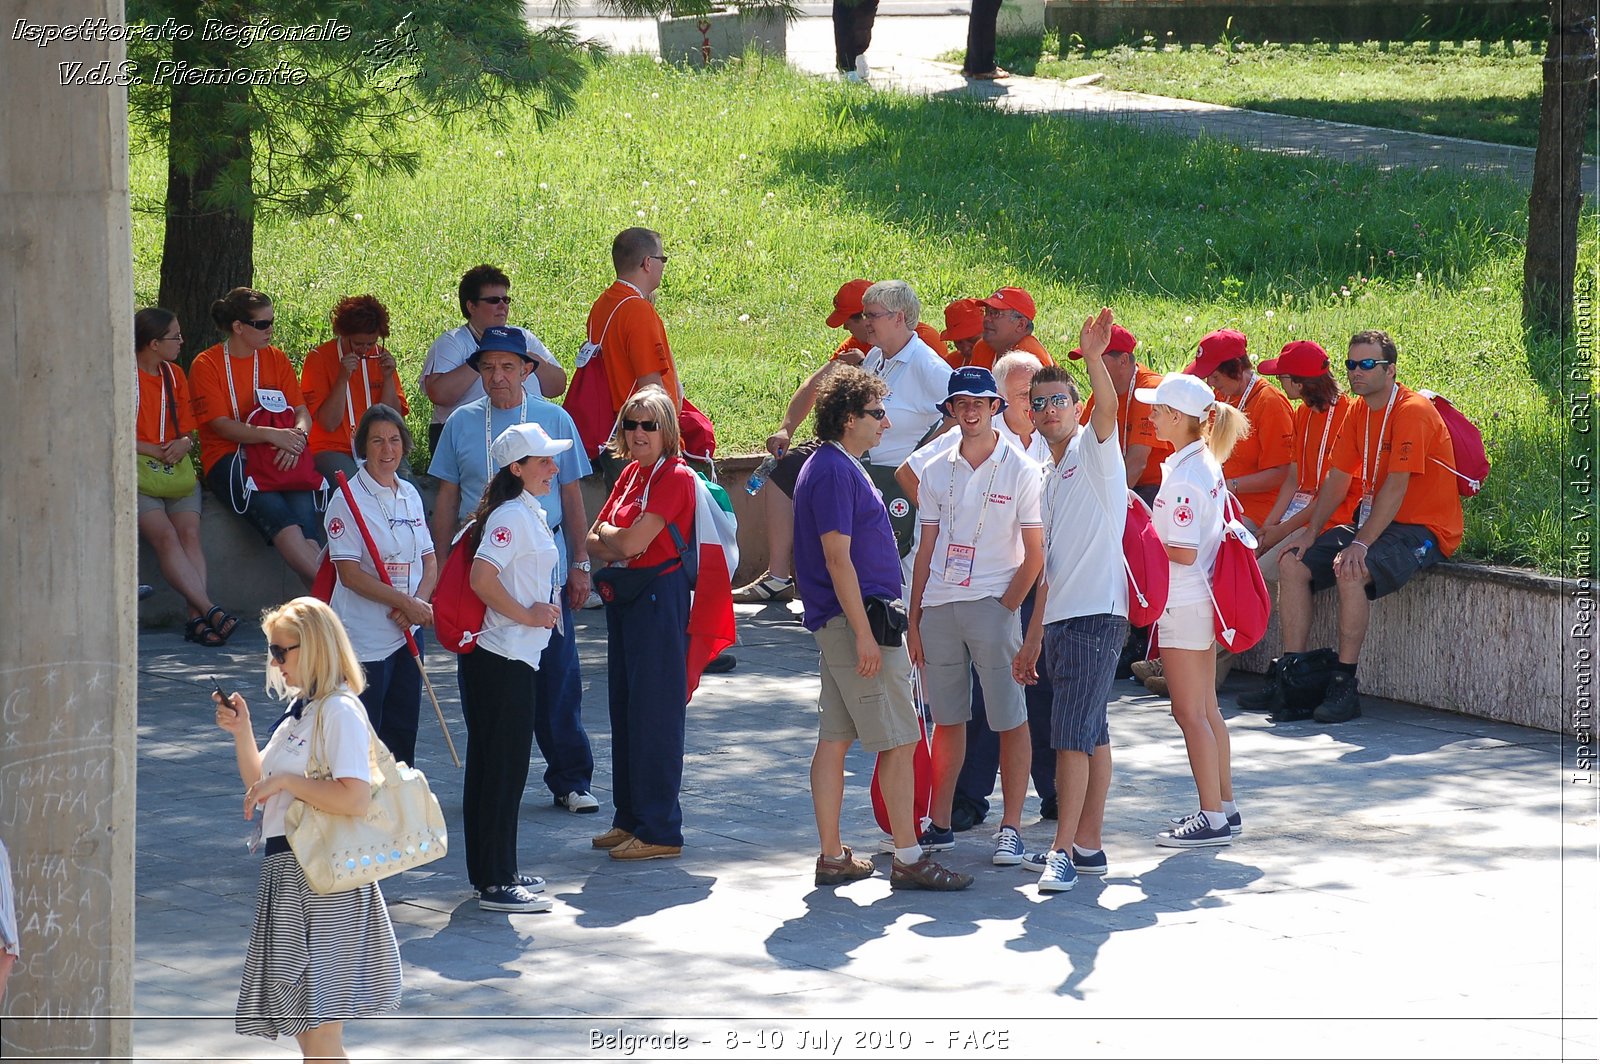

{"left": 0, "top": 1, "right": 136, "bottom": 1057}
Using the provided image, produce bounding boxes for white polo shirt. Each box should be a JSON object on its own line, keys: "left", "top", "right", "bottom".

{"left": 472, "top": 492, "right": 560, "bottom": 667}
{"left": 1152, "top": 439, "right": 1226, "bottom": 607}
{"left": 864, "top": 334, "right": 952, "bottom": 468}
{"left": 917, "top": 433, "right": 1042, "bottom": 608}
{"left": 419, "top": 324, "right": 556, "bottom": 428}
{"left": 1040, "top": 425, "right": 1129, "bottom": 624}
{"left": 258, "top": 690, "right": 370, "bottom": 838}
{"left": 996, "top": 416, "right": 1051, "bottom": 464}
{"left": 325, "top": 470, "right": 435, "bottom": 662}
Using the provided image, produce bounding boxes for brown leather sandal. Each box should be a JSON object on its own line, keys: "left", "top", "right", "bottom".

{"left": 891, "top": 856, "right": 974, "bottom": 891}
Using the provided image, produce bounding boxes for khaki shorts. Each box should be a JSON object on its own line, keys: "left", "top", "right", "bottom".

{"left": 814, "top": 617, "right": 922, "bottom": 753}
{"left": 1157, "top": 599, "right": 1215, "bottom": 652}
{"left": 137, "top": 485, "right": 202, "bottom": 517}
{"left": 919, "top": 597, "right": 1026, "bottom": 730}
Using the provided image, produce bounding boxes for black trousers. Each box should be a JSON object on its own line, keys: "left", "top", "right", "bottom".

{"left": 459, "top": 646, "right": 537, "bottom": 891}
{"left": 833, "top": 0, "right": 879, "bottom": 71}
{"left": 964, "top": 0, "right": 1003, "bottom": 74}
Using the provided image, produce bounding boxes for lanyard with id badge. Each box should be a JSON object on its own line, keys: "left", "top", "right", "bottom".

{"left": 1284, "top": 403, "right": 1339, "bottom": 521}
{"left": 1357, "top": 385, "right": 1398, "bottom": 528}
{"left": 942, "top": 456, "right": 1001, "bottom": 587}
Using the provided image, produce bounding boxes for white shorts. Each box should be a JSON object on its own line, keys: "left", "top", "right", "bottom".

{"left": 1157, "top": 600, "right": 1215, "bottom": 652}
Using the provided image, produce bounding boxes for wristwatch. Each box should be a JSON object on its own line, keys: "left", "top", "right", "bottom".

{"left": 570, "top": 560, "right": 592, "bottom": 572}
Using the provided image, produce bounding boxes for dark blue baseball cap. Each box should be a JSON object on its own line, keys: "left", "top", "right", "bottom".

{"left": 938, "top": 366, "right": 1006, "bottom": 416}
{"left": 467, "top": 325, "right": 531, "bottom": 369}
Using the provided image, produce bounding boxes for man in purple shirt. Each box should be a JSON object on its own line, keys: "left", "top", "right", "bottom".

{"left": 793, "top": 367, "right": 972, "bottom": 892}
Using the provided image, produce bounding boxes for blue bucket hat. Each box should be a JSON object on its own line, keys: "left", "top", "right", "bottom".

{"left": 938, "top": 366, "right": 1006, "bottom": 417}
{"left": 467, "top": 325, "right": 532, "bottom": 370}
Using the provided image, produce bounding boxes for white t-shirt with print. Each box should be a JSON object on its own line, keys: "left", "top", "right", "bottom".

{"left": 419, "top": 324, "right": 555, "bottom": 427}
{"left": 917, "top": 433, "right": 1043, "bottom": 608}
{"left": 258, "top": 689, "right": 372, "bottom": 839}
{"left": 1153, "top": 439, "right": 1226, "bottom": 608}
{"left": 1040, "top": 425, "right": 1129, "bottom": 624}
{"left": 325, "top": 470, "right": 435, "bottom": 662}
{"left": 472, "top": 492, "right": 559, "bottom": 667}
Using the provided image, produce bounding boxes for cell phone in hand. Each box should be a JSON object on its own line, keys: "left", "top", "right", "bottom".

{"left": 212, "top": 676, "right": 229, "bottom": 705}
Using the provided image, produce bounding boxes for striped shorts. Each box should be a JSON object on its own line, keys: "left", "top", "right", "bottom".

{"left": 235, "top": 846, "right": 403, "bottom": 1040}
{"left": 1042, "top": 614, "right": 1129, "bottom": 754}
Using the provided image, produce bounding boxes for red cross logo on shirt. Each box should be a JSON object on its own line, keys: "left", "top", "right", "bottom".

{"left": 328, "top": 517, "right": 345, "bottom": 539}
{"left": 1173, "top": 504, "right": 1194, "bottom": 527}
{"left": 490, "top": 525, "right": 512, "bottom": 547}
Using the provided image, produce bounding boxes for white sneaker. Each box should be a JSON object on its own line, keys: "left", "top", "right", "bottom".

{"left": 582, "top": 591, "right": 603, "bottom": 610}
{"left": 557, "top": 790, "right": 600, "bottom": 814}
{"left": 854, "top": 55, "right": 870, "bottom": 80}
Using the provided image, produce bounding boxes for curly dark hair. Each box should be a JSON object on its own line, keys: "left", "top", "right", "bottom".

{"left": 814, "top": 365, "right": 888, "bottom": 442}
{"left": 332, "top": 294, "right": 390, "bottom": 337}
{"left": 457, "top": 264, "right": 511, "bottom": 318}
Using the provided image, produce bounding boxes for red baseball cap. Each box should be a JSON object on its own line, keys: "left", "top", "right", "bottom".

{"left": 1070, "top": 324, "right": 1139, "bottom": 360}
{"left": 1183, "top": 328, "right": 1249, "bottom": 377}
{"left": 978, "top": 286, "right": 1036, "bottom": 321}
{"left": 940, "top": 298, "right": 984, "bottom": 342}
{"left": 825, "top": 279, "right": 874, "bottom": 328}
{"left": 1258, "top": 340, "right": 1330, "bottom": 377}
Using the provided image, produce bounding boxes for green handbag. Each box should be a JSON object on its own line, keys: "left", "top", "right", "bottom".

{"left": 136, "top": 362, "right": 198, "bottom": 499}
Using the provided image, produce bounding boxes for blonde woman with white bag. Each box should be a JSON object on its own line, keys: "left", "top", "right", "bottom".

{"left": 213, "top": 596, "right": 402, "bottom": 1059}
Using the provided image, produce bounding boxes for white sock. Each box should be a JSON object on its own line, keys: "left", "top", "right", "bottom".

{"left": 1072, "top": 844, "right": 1097, "bottom": 858}
{"left": 895, "top": 845, "right": 923, "bottom": 864}
{"left": 1202, "top": 809, "right": 1227, "bottom": 829}
{"left": 827, "top": 850, "right": 847, "bottom": 862}
{"left": 1221, "top": 800, "right": 1238, "bottom": 816}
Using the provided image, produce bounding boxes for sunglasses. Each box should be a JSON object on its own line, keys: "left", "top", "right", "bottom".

{"left": 648, "top": 254, "right": 670, "bottom": 264}
{"left": 1345, "top": 358, "right": 1395, "bottom": 371}
{"left": 474, "top": 295, "right": 512, "bottom": 305}
{"left": 1030, "top": 394, "right": 1073, "bottom": 411}
{"left": 858, "top": 408, "right": 887, "bottom": 420}
{"left": 242, "top": 318, "right": 274, "bottom": 330}
{"left": 268, "top": 643, "right": 299, "bottom": 665}
{"left": 622, "top": 419, "right": 661, "bottom": 432}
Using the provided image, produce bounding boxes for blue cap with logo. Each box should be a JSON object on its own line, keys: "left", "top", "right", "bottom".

{"left": 467, "top": 325, "right": 532, "bottom": 369}
{"left": 938, "top": 366, "right": 1006, "bottom": 416}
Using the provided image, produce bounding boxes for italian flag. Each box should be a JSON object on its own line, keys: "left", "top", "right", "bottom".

{"left": 686, "top": 473, "right": 739, "bottom": 698}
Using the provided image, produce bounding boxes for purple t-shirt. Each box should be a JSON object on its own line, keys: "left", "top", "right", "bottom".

{"left": 793, "top": 443, "right": 903, "bottom": 632}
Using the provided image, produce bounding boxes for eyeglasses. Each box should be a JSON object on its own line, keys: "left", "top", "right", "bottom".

{"left": 161, "top": 332, "right": 183, "bottom": 342}
{"left": 1030, "top": 394, "right": 1074, "bottom": 411}
{"left": 474, "top": 295, "right": 513, "bottom": 306}
{"left": 861, "top": 309, "right": 894, "bottom": 321}
{"left": 648, "top": 254, "right": 670, "bottom": 264}
{"left": 622, "top": 419, "right": 661, "bottom": 432}
{"left": 242, "top": 317, "right": 274, "bottom": 330}
{"left": 268, "top": 643, "right": 299, "bottom": 665}
{"left": 1345, "top": 358, "right": 1395, "bottom": 371}
{"left": 858, "top": 408, "right": 887, "bottom": 420}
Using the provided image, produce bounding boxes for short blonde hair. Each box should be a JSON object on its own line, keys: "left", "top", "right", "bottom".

{"left": 261, "top": 597, "right": 366, "bottom": 702}
{"left": 862, "top": 280, "right": 920, "bottom": 329}
{"left": 607, "top": 384, "right": 680, "bottom": 459}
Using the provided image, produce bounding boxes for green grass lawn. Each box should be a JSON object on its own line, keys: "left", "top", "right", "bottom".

{"left": 129, "top": 55, "right": 1594, "bottom": 574}
{"left": 951, "top": 35, "right": 1594, "bottom": 153}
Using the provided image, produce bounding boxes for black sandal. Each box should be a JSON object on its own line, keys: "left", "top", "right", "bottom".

{"left": 204, "top": 606, "right": 239, "bottom": 644}
{"left": 184, "top": 617, "right": 226, "bottom": 648}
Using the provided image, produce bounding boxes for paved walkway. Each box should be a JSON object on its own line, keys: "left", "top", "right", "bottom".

{"left": 133, "top": 599, "right": 1594, "bottom": 1061}
{"left": 530, "top": 8, "right": 1596, "bottom": 190}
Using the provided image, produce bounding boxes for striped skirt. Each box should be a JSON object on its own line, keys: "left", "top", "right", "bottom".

{"left": 235, "top": 848, "right": 403, "bottom": 1040}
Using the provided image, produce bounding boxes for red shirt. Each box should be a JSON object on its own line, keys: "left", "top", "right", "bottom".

{"left": 1329, "top": 384, "right": 1463, "bottom": 556}
{"left": 598, "top": 455, "right": 697, "bottom": 569}
{"left": 1080, "top": 364, "right": 1170, "bottom": 487}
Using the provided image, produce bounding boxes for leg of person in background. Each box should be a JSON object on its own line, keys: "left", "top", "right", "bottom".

{"left": 834, "top": 0, "right": 879, "bottom": 76}
{"left": 951, "top": 670, "right": 996, "bottom": 832}
{"left": 535, "top": 598, "right": 597, "bottom": 811}
{"left": 1020, "top": 588, "right": 1057, "bottom": 817}
{"left": 962, "top": 0, "right": 1008, "bottom": 78}
{"left": 139, "top": 509, "right": 214, "bottom": 623}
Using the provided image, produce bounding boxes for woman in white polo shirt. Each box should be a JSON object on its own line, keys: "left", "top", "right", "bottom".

{"left": 458, "top": 423, "right": 570, "bottom": 913}
{"left": 1135, "top": 373, "right": 1248, "bottom": 849}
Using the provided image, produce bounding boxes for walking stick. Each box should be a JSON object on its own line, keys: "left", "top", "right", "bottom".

{"left": 333, "top": 472, "right": 462, "bottom": 768}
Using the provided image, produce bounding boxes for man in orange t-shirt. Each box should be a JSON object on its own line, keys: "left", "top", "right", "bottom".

{"left": 969, "top": 287, "right": 1056, "bottom": 370}
{"left": 1185, "top": 328, "right": 1294, "bottom": 530}
{"left": 1275, "top": 329, "right": 1463, "bottom": 724}
{"left": 1071, "top": 323, "right": 1169, "bottom": 505}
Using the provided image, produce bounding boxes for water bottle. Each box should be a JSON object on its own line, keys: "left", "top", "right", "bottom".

{"left": 745, "top": 454, "right": 779, "bottom": 496}
{"left": 1414, "top": 538, "right": 1433, "bottom": 562}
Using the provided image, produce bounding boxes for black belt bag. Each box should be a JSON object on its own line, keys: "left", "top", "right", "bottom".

{"left": 594, "top": 559, "right": 681, "bottom": 606}
{"left": 864, "top": 596, "right": 908, "bottom": 648}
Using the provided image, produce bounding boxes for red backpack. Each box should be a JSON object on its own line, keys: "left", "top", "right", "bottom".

{"left": 1416, "top": 390, "right": 1490, "bottom": 496}
{"left": 1122, "top": 491, "right": 1169, "bottom": 628}
{"left": 1208, "top": 494, "right": 1271, "bottom": 653}
{"left": 433, "top": 522, "right": 488, "bottom": 654}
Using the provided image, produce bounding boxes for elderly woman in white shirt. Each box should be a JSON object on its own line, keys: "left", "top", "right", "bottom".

{"left": 458, "top": 423, "right": 570, "bottom": 913}
{"left": 324, "top": 403, "right": 435, "bottom": 767}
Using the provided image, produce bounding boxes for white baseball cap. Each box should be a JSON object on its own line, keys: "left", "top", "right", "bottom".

{"left": 1133, "top": 373, "right": 1215, "bottom": 418}
{"left": 491, "top": 423, "right": 573, "bottom": 468}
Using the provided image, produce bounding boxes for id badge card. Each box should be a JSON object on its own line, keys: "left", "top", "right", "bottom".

{"left": 1284, "top": 491, "right": 1314, "bottom": 520}
{"left": 1357, "top": 493, "right": 1374, "bottom": 528}
{"left": 943, "top": 542, "right": 976, "bottom": 587}
{"left": 384, "top": 560, "right": 411, "bottom": 590}
{"left": 255, "top": 388, "right": 289, "bottom": 414}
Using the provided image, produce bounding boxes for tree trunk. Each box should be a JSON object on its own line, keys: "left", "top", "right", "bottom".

{"left": 155, "top": 6, "right": 254, "bottom": 364}
{"left": 1523, "top": 0, "right": 1597, "bottom": 337}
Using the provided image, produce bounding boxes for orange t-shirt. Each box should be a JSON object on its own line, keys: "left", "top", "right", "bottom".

{"left": 300, "top": 338, "right": 411, "bottom": 459}
{"left": 1329, "top": 384, "right": 1463, "bottom": 556}
{"left": 1079, "top": 364, "right": 1170, "bottom": 487}
{"left": 829, "top": 323, "right": 952, "bottom": 366}
{"left": 190, "top": 343, "right": 307, "bottom": 475}
{"left": 587, "top": 280, "right": 679, "bottom": 412}
{"left": 136, "top": 361, "right": 196, "bottom": 446}
{"left": 968, "top": 333, "right": 1056, "bottom": 370}
{"left": 1219, "top": 376, "right": 1295, "bottom": 526}
{"left": 1292, "top": 395, "right": 1362, "bottom": 530}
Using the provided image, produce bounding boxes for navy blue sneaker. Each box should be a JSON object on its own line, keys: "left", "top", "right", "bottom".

{"left": 918, "top": 823, "right": 955, "bottom": 852}
{"left": 1070, "top": 847, "right": 1108, "bottom": 875}
{"left": 1034, "top": 849, "right": 1077, "bottom": 893}
{"left": 1156, "top": 813, "right": 1232, "bottom": 848}
{"left": 1170, "top": 810, "right": 1242, "bottom": 836}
